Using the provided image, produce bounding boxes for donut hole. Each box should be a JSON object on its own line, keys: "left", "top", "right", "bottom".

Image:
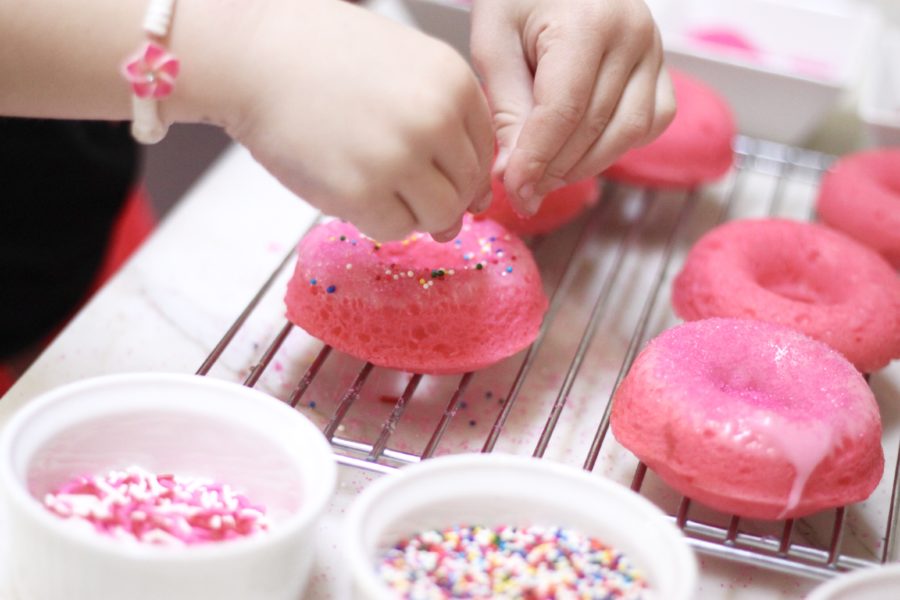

{"left": 710, "top": 365, "right": 785, "bottom": 412}
{"left": 752, "top": 257, "right": 846, "bottom": 305}
{"left": 870, "top": 168, "right": 900, "bottom": 196}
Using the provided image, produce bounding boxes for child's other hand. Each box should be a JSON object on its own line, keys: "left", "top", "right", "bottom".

{"left": 471, "top": 0, "right": 675, "bottom": 215}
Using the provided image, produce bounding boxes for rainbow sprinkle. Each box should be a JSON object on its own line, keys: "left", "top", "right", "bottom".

{"left": 308, "top": 221, "right": 523, "bottom": 296}
{"left": 44, "top": 466, "right": 270, "bottom": 546}
{"left": 377, "top": 524, "right": 648, "bottom": 599}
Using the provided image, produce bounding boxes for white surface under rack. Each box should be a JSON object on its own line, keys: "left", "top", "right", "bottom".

{"left": 196, "top": 136, "right": 900, "bottom": 585}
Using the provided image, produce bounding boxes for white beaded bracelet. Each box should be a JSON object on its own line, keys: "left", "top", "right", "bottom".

{"left": 122, "top": 0, "right": 179, "bottom": 144}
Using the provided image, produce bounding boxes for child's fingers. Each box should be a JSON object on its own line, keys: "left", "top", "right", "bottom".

{"left": 501, "top": 26, "right": 604, "bottom": 214}
{"left": 564, "top": 49, "right": 666, "bottom": 184}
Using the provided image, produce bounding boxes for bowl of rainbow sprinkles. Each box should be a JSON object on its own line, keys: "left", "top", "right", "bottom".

{"left": 344, "top": 453, "right": 697, "bottom": 599}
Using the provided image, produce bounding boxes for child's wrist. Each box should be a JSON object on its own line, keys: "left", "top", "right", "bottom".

{"left": 154, "top": 0, "right": 262, "bottom": 132}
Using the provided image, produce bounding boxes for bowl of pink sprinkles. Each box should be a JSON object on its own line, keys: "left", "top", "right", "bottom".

{"left": 43, "top": 465, "right": 272, "bottom": 546}
{"left": 0, "top": 373, "right": 336, "bottom": 600}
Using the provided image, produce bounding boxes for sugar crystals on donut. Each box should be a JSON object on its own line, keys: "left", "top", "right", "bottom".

{"left": 611, "top": 318, "right": 884, "bottom": 520}
{"left": 672, "top": 218, "right": 900, "bottom": 373}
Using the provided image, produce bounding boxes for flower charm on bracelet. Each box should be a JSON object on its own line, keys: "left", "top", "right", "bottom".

{"left": 123, "top": 42, "right": 180, "bottom": 99}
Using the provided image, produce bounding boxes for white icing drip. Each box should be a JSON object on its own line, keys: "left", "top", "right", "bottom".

{"left": 766, "top": 420, "right": 833, "bottom": 519}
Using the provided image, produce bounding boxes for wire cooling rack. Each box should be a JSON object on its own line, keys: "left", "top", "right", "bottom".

{"left": 196, "top": 136, "right": 900, "bottom": 582}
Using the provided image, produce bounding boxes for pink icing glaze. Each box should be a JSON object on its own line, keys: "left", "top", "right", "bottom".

{"left": 478, "top": 177, "right": 601, "bottom": 236}
{"left": 672, "top": 218, "right": 900, "bottom": 373}
{"left": 686, "top": 27, "right": 835, "bottom": 80}
{"left": 285, "top": 215, "right": 548, "bottom": 374}
{"left": 603, "top": 69, "right": 735, "bottom": 189}
{"left": 687, "top": 26, "right": 762, "bottom": 60}
{"left": 611, "top": 318, "right": 884, "bottom": 520}
{"left": 817, "top": 148, "right": 900, "bottom": 269}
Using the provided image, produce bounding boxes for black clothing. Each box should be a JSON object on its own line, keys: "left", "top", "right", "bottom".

{"left": 0, "top": 118, "right": 139, "bottom": 358}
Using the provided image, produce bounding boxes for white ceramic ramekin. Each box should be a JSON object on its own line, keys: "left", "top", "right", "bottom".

{"left": 0, "top": 373, "right": 336, "bottom": 600}
{"left": 806, "top": 564, "right": 900, "bottom": 600}
{"left": 343, "top": 453, "right": 697, "bottom": 599}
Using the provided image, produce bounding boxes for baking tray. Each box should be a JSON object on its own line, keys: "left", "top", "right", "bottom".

{"left": 196, "top": 136, "right": 900, "bottom": 582}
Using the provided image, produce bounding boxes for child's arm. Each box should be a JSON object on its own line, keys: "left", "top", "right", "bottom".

{"left": 1, "top": 0, "right": 494, "bottom": 241}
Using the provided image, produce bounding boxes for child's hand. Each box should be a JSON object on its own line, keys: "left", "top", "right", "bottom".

{"left": 227, "top": 0, "right": 494, "bottom": 241}
{"left": 471, "top": 0, "right": 675, "bottom": 215}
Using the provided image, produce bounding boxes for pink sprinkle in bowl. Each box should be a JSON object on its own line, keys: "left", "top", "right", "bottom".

{"left": 0, "top": 373, "right": 336, "bottom": 600}
{"left": 344, "top": 453, "right": 697, "bottom": 599}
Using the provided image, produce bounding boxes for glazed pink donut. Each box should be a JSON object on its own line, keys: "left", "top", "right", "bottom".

{"left": 477, "top": 177, "right": 600, "bottom": 236}
{"left": 284, "top": 216, "right": 548, "bottom": 374}
{"left": 673, "top": 218, "right": 900, "bottom": 373}
{"left": 817, "top": 148, "right": 900, "bottom": 269}
{"left": 604, "top": 69, "right": 735, "bottom": 189}
{"left": 611, "top": 318, "right": 884, "bottom": 520}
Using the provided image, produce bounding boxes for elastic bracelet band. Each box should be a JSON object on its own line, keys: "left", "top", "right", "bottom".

{"left": 122, "top": 0, "right": 179, "bottom": 144}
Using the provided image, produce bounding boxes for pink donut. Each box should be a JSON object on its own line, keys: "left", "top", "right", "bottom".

{"left": 673, "top": 218, "right": 900, "bottom": 373}
{"left": 611, "top": 318, "right": 884, "bottom": 520}
{"left": 604, "top": 70, "right": 735, "bottom": 189}
{"left": 817, "top": 148, "right": 900, "bottom": 269}
{"left": 477, "top": 177, "right": 600, "bottom": 236}
{"left": 284, "top": 216, "right": 548, "bottom": 374}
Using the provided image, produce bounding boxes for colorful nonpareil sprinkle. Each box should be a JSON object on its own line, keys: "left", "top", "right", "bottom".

{"left": 377, "top": 524, "right": 648, "bottom": 599}
{"left": 306, "top": 223, "right": 521, "bottom": 296}
{"left": 44, "top": 465, "right": 270, "bottom": 546}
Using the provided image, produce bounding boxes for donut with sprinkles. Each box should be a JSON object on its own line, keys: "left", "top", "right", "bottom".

{"left": 285, "top": 215, "right": 548, "bottom": 374}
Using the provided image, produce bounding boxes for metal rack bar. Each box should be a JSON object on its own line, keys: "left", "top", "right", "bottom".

{"left": 766, "top": 158, "right": 793, "bottom": 216}
{"left": 630, "top": 462, "right": 647, "bottom": 492}
{"left": 716, "top": 149, "right": 751, "bottom": 223}
{"left": 882, "top": 435, "right": 900, "bottom": 562}
{"left": 421, "top": 372, "right": 473, "bottom": 459}
{"left": 367, "top": 374, "right": 423, "bottom": 462}
{"left": 323, "top": 362, "right": 374, "bottom": 440}
{"left": 779, "top": 520, "right": 795, "bottom": 555}
{"left": 676, "top": 498, "right": 692, "bottom": 529}
{"left": 482, "top": 196, "right": 611, "bottom": 453}
{"left": 583, "top": 189, "right": 697, "bottom": 470}
{"left": 335, "top": 454, "right": 397, "bottom": 475}
{"left": 682, "top": 518, "right": 873, "bottom": 571}
{"left": 243, "top": 321, "right": 293, "bottom": 387}
{"left": 827, "top": 508, "right": 846, "bottom": 567}
{"left": 330, "top": 436, "right": 420, "bottom": 465}
{"left": 725, "top": 517, "right": 740, "bottom": 545}
{"left": 288, "top": 345, "right": 332, "bottom": 408}
{"left": 688, "top": 537, "right": 839, "bottom": 581}
{"left": 533, "top": 190, "right": 652, "bottom": 458}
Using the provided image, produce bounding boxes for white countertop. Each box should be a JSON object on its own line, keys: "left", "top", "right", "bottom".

{"left": 2, "top": 3, "right": 899, "bottom": 598}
